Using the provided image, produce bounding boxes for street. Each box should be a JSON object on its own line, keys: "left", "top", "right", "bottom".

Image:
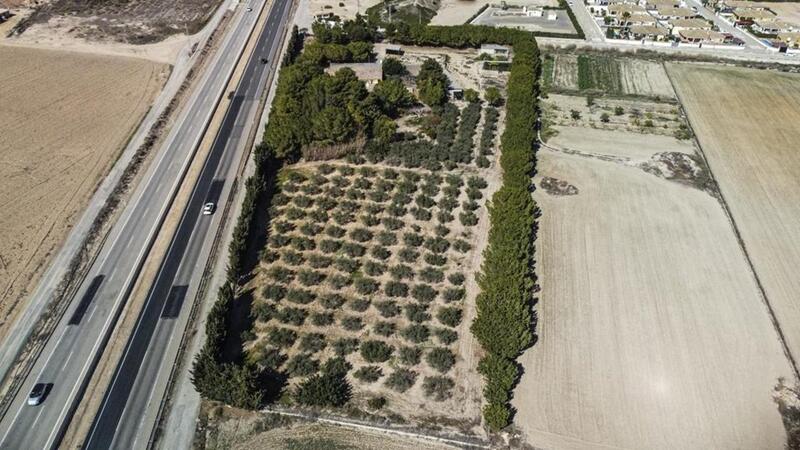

{"left": 0, "top": 0, "right": 280, "bottom": 448}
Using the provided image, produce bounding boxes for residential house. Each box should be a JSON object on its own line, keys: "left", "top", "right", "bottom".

{"left": 629, "top": 24, "right": 671, "bottom": 40}
{"left": 656, "top": 6, "right": 696, "bottom": 19}
{"left": 732, "top": 7, "right": 775, "bottom": 25}
{"left": 609, "top": 3, "right": 648, "bottom": 18}
{"left": 626, "top": 13, "right": 659, "bottom": 25}
{"left": 752, "top": 19, "right": 797, "bottom": 35}
{"left": 778, "top": 31, "right": 800, "bottom": 47}
{"left": 668, "top": 17, "right": 712, "bottom": 35}
{"left": 645, "top": 0, "right": 681, "bottom": 11}
{"left": 678, "top": 29, "right": 726, "bottom": 42}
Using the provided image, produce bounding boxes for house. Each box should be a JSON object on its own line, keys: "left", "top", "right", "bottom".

{"left": 626, "top": 13, "right": 658, "bottom": 25}
{"left": 644, "top": 0, "right": 681, "bottom": 11}
{"left": 732, "top": 7, "right": 775, "bottom": 25}
{"left": 326, "top": 63, "right": 383, "bottom": 89}
{"left": 668, "top": 17, "right": 712, "bottom": 35}
{"left": 609, "top": 3, "right": 648, "bottom": 17}
{"left": 778, "top": 31, "right": 800, "bottom": 47}
{"left": 629, "top": 24, "right": 671, "bottom": 40}
{"left": 384, "top": 45, "right": 404, "bottom": 55}
{"left": 752, "top": 19, "right": 797, "bottom": 35}
{"left": 479, "top": 44, "right": 511, "bottom": 57}
{"left": 678, "top": 28, "right": 726, "bottom": 42}
{"left": 656, "top": 6, "right": 696, "bottom": 19}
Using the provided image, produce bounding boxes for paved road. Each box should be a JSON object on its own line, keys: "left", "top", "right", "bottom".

{"left": 569, "top": 0, "right": 605, "bottom": 42}
{"left": 0, "top": 2, "right": 268, "bottom": 449}
{"left": 84, "top": 0, "right": 291, "bottom": 447}
{"left": 683, "top": 0, "right": 768, "bottom": 49}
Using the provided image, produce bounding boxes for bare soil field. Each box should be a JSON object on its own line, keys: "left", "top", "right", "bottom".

{"left": 667, "top": 62, "right": 800, "bottom": 371}
{"left": 16, "top": 0, "right": 223, "bottom": 44}
{"left": 0, "top": 45, "right": 168, "bottom": 343}
{"left": 514, "top": 123, "right": 794, "bottom": 448}
{"left": 549, "top": 125, "right": 695, "bottom": 159}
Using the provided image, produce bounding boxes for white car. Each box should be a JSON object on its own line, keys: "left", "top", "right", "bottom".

{"left": 246, "top": 6, "right": 253, "bottom": 11}
{"left": 202, "top": 202, "right": 216, "bottom": 215}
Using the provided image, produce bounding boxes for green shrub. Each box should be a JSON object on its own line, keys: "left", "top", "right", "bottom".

{"left": 354, "top": 277, "right": 380, "bottom": 295}
{"left": 320, "top": 293, "right": 347, "bottom": 310}
{"left": 286, "top": 288, "right": 315, "bottom": 305}
{"left": 374, "top": 321, "right": 396, "bottom": 337}
{"left": 376, "top": 231, "right": 397, "bottom": 246}
{"left": 353, "top": 366, "right": 383, "bottom": 383}
{"left": 285, "top": 207, "right": 305, "bottom": 221}
{"left": 341, "top": 315, "right": 364, "bottom": 331}
{"left": 411, "top": 207, "right": 432, "bottom": 221}
{"left": 300, "top": 333, "right": 327, "bottom": 353}
{"left": 398, "top": 346, "right": 422, "bottom": 365}
{"left": 259, "top": 346, "right": 287, "bottom": 370}
{"left": 424, "top": 237, "right": 450, "bottom": 254}
{"left": 459, "top": 211, "right": 479, "bottom": 226}
{"left": 298, "top": 269, "right": 326, "bottom": 286}
{"left": 342, "top": 242, "right": 367, "bottom": 258}
{"left": 273, "top": 220, "right": 294, "bottom": 233}
{"left": 436, "top": 211, "right": 454, "bottom": 223}
{"left": 422, "top": 376, "right": 454, "bottom": 401}
{"left": 325, "top": 225, "right": 347, "bottom": 238}
{"left": 328, "top": 274, "right": 352, "bottom": 289}
{"left": 334, "top": 257, "right": 360, "bottom": 273}
{"left": 281, "top": 250, "right": 305, "bottom": 265}
{"left": 401, "top": 324, "right": 430, "bottom": 344}
{"left": 447, "top": 272, "right": 465, "bottom": 285}
{"left": 268, "top": 327, "right": 298, "bottom": 348}
{"left": 320, "top": 239, "right": 343, "bottom": 254}
{"left": 262, "top": 284, "right": 287, "bottom": 301}
{"left": 363, "top": 260, "right": 386, "bottom": 277}
{"left": 437, "top": 306, "right": 463, "bottom": 327}
{"left": 294, "top": 361, "right": 351, "bottom": 407}
{"left": 308, "top": 254, "right": 333, "bottom": 269}
{"left": 307, "top": 208, "right": 329, "bottom": 223}
{"left": 349, "top": 227, "right": 373, "bottom": 242}
{"left": 411, "top": 284, "right": 437, "bottom": 302}
{"left": 384, "top": 281, "right": 409, "bottom": 298}
{"left": 375, "top": 300, "right": 400, "bottom": 318}
{"left": 453, "top": 239, "right": 471, "bottom": 253}
{"left": 426, "top": 347, "right": 456, "bottom": 373}
{"left": 434, "top": 327, "right": 458, "bottom": 345}
{"left": 311, "top": 312, "right": 334, "bottom": 326}
{"left": 367, "top": 396, "right": 387, "bottom": 410}
{"left": 382, "top": 217, "right": 404, "bottom": 230}
{"left": 419, "top": 267, "right": 444, "bottom": 283}
{"left": 290, "top": 236, "right": 315, "bottom": 251}
{"left": 442, "top": 287, "right": 466, "bottom": 302}
{"left": 385, "top": 369, "right": 417, "bottom": 393}
{"left": 404, "top": 303, "right": 431, "bottom": 323}
{"left": 276, "top": 306, "right": 308, "bottom": 326}
{"left": 403, "top": 232, "right": 424, "bottom": 247}
{"left": 360, "top": 340, "right": 394, "bottom": 363}
{"left": 253, "top": 302, "right": 276, "bottom": 322}
{"left": 389, "top": 264, "right": 414, "bottom": 280}
{"left": 332, "top": 337, "right": 359, "bottom": 356}
{"left": 348, "top": 298, "right": 371, "bottom": 312}
{"left": 267, "top": 266, "right": 295, "bottom": 283}
{"left": 293, "top": 195, "right": 314, "bottom": 208}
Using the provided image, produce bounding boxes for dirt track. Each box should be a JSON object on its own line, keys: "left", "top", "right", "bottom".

{"left": 0, "top": 45, "right": 167, "bottom": 343}
{"left": 514, "top": 123, "right": 793, "bottom": 448}
{"left": 668, "top": 63, "right": 800, "bottom": 373}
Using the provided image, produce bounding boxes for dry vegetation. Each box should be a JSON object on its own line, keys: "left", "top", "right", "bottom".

{"left": 515, "top": 88, "right": 795, "bottom": 448}
{"left": 668, "top": 62, "right": 800, "bottom": 369}
{"left": 0, "top": 45, "right": 168, "bottom": 343}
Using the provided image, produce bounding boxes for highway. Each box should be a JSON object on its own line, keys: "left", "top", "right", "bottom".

{"left": 84, "top": 0, "right": 291, "bottom": 447}
{"left": 0, "top": 0, "right": 287, "bottom": 448}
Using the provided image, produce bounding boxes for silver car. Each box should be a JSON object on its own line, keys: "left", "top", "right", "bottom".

{"left": 27, "top": 383, "right": 48, "bottom": 406}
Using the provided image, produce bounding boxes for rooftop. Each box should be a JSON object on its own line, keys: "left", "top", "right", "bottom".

{"left": 657, "top": 7, "right": 697, "bottom": 17}
{"left": 733, "top": 7, "right": 776, "bottom": 19}
{"left": 678, "top": 29, "right": 726, "bottom": 39}
{"left": 668, "top": 18, "right": 712, "bottom": 28}
{"left": 630, "top": 24, "right": 670, "bottom": 35}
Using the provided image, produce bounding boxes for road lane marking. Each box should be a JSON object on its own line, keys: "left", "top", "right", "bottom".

{"left": 61, "top": 350, "right": 76, "bottom": 372}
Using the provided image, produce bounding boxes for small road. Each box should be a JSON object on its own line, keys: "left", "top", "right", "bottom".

{"left": 569, "top": 0, "right": 605, "bottom": 42}
{"left": 0, "top": 1, "right": 270, "bottom": 449}
{"left": 83, "top": 0, "right": 291, "bottom": 447}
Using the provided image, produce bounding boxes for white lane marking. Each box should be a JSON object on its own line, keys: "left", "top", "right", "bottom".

{"left": 61, "top": 350, "right": 75, "bottom": 372}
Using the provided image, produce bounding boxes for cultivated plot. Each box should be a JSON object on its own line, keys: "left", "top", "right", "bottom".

{"left": 544, "top": 54, "right": 675, "bottom": 98}
{"left": 668, "top": 62, "right": 800, "bottom": 367}
{"left": 0, "top": 45, "right": 167, "bottom": 342}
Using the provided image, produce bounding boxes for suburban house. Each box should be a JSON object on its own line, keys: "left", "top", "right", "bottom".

{"left": 752, "top": 19, "right": 797, "bottom": 35}
{"left": 778, "top": 31, "right": 800, "bottom": 47}
{"left": 732, "top": 7, "right": 775, "bottom": 25}
{"left": 629, "top": 24, "right": 671, "bottom": 40}
{"left": 668, "top": 18, "right": 712, "bottom": 35}
{"left": 678, "top": 29, "right": 726, "bottom": 43}
{"left": 655, "top": 6, "right": 696, "bottom": 19}
{"left": 626, "top": 13, "right": 659, "bottom": 26}
{"left": 609, "top": 3, "right": 648, "bottom": 18}
{"left": 326, "top": 62, "right": 383, "bottom": 89}
{"left": 645, "top": 0, "right": 681, "bottom": 11}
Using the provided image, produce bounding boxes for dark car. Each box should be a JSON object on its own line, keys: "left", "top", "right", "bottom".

{"left": 260, "top": 57, "right": 268, "bottom": 64}
{"left": 27, "top": 383, "right": 49, "bottom": 406}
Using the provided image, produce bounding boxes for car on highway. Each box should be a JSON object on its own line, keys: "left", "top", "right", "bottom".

{"left": 27, "top": 383, "right": 49, "bottom": 406}
{"left": 202, "top": 202, "right": 216, "bottom": 215}
{"left": 247, "top": 6, "right": 253, "bottom": 11}
{"left": 260, "top": 57, "right": 268, "bottom": 64}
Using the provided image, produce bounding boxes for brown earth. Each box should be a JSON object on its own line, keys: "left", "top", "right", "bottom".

{"left": 667, "top": 62, "right": 800, "bottom": 374}
{"left": 514, "top": 110, "right": 794, "bottom": 448}
{"left": 0, "top": 45, "right": 168, "bottom": 344}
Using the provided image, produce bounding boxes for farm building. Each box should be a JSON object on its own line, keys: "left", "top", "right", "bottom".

{"left": 630, "top": 24, "right": 670, "bottom": 40}
{"left": 325, "top": 62, "right": 383, "bottom": 89}
{"left": 479, "top": 44, "right": 511, "bottom": 57}
{"left": 678, "top": 28, "right": 726, "bottom": 43}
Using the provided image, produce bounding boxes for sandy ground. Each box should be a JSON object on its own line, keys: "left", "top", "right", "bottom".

{"left": 513, "top": 121, "right": 794, "bottom": 448}
{"left": 0, "top": 45, "right": 168, "bottom": 343}
{"left": 667, "top": 62, "right": 800, "bottom": 371}
{"left": 550, "top": 125, "right": 694, "bottom": 159}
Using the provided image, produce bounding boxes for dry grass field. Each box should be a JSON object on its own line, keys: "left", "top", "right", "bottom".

{"left": 514, "top": 109, "right": 794, "bottom": 447}
{"left": 668, "top": 63, "right": 800, "bottom": 369}
{"left": 0, "top": 45, "right": 167, "bottom": 342}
